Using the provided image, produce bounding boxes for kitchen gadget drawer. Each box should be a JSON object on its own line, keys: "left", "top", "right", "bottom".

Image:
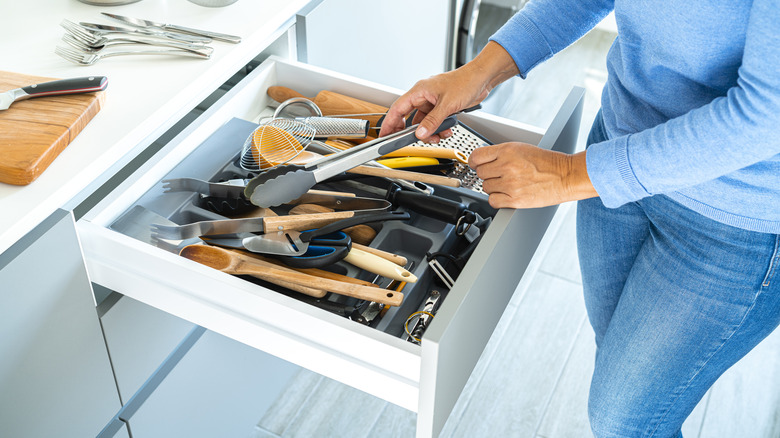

{"left": 77, "top": 57, "right": 583, "bottom": 437}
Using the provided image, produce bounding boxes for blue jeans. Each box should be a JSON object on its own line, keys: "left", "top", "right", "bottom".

{"left": 576, "top": 111, "right": 780, "bottom": 438}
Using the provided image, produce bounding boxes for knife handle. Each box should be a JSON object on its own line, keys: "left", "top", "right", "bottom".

{"left": 21, "top": 76, "right": 108, "bottom": 98}
{"left": 164, "top": 24, "right": 241, "bottom": 43}
{"left": 263, "top": 211, "right": 356, "bottom": 232}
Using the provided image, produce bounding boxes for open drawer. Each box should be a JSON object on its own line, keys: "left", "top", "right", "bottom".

{"left": 77, "top": 56, "right": 583, "bottom": 437}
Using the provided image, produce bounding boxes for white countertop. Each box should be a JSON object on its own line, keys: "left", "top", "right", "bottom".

{"left": 0, "top": 0, "right": 314, "bottom": 254}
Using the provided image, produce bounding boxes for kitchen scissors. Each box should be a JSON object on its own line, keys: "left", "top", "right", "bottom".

{"left": 202, "top": 230, "right": 352, "bottom": 269}
{"left": 277, "top": 230, "right": 352, "bottom": 268}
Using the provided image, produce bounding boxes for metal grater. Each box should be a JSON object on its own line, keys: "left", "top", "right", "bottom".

{"left": 405, "top": 123, "right": 491, "bottom": 194}
{"left": 296, "top": 116, "right": 370, "bottom": 139}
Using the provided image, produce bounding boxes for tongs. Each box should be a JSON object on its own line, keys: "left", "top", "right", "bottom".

{"left": 244, "top": 116, "right": 459, "bottom": 208}
{"left": 161, "top": 177, "right": 391, "bottom": 211}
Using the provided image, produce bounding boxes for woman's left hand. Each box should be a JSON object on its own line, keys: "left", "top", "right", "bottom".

{"left": 469, "top": 143, "right": 598, "bottom": 209}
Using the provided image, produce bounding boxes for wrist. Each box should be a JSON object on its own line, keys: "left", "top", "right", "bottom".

{"left": 466, "top": 41, "right": 520, "bottom": 93}
{"left": 565, "top": 151, "right": 599, "bottom": 202}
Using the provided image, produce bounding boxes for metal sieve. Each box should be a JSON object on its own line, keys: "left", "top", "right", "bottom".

{"left": 239, "top": 118, "right": 316, "bottom": 172}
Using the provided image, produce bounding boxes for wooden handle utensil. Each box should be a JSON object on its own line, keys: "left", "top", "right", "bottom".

{"left": 180, "top": 245, "right": 326, "bottom": 298}
{"left": 267, "top": 86, "right": 388, "bottom": 126}
{"left": 180, "top": 244, "right": 403, "bottom": 306}
{"left": 348, "top": 166, "right": 462, "bottom": 187}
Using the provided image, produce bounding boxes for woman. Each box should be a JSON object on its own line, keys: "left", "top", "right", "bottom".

{"left": 379, "top": 1, "right": 780, "bottom": 436}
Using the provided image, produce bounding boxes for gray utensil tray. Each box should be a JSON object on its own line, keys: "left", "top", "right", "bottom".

{"left": 109, "top": 116, "right": 496, "bottom": 339}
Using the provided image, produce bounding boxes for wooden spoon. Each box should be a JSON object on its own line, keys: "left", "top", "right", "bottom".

{"left": 181, "top": 244, "right": 326, "bottom": 297}
{"left": 180, "top": 244, "right": 403, "bottom": 306}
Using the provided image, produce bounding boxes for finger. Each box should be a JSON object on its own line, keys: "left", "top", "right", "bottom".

{"left": 409, "top": 108, "right": 447, "bottom": 143}
{"left": 468, "top": 144, "right": 502, "bottom": 168}
{"left": 416, "top": 104, "right": 455, "bottom": 140}
{"left": 379, "top": 93, "right": 425, "bottom": 137}
{"left": 487, "top": 192, "right": 512, "bottom": 209}
{"left": 479, "top": 175, "right": 503, "bottom": 195}
{"left": 379, "top": 108, "right": 410, "bottom": 138}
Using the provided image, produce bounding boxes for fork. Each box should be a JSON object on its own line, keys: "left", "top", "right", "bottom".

{"left": 55, "top": 45, "right": 211, "bottom": 65}
{"left": 62, "top": 32, "right": 213, "bottom": 55}
{"left": 61, "top": 19, "right": 211, "bottom": 44}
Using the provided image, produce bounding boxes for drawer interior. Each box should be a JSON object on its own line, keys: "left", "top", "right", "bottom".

{"left": 107, "top": 110, "right": 499, "bottom": 344}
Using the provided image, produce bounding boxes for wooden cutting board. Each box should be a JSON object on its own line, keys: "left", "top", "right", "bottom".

{"left": 0, "top": 71, "right": 105, "bottom": 185}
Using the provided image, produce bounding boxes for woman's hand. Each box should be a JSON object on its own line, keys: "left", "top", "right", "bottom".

{"left": 379, "top": 42, "right": 520, "bottom": 142}
{"left": 469, "top": 143, "right": 598, "bottom": 209}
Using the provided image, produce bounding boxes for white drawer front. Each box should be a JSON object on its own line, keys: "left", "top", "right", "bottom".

{"left": 78, "top": 56, "right": 584, "bottom": 437}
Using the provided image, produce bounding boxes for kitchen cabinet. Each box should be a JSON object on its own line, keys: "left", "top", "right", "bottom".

{"left": 99, "top": 294, "right": 196, "bottom": 403}
{"left": 99, "top": 296, "right": 298, "bottom": 436}
{"left": 124, "top": 326, "right": 299, "bottom": 437}
{"left": 77, "top": 56, "right": 584, "bottom": 437}
{"left": 0, "top": 210, "right": 122, "bottom": 438}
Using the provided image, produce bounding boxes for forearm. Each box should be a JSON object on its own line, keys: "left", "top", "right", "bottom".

{"left": 463, "top": 41, "right": 521, "bottom": 94}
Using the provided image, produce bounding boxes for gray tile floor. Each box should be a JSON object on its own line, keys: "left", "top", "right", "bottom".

{"left": 250, "top": 29, "right": 780, "bottom": 438}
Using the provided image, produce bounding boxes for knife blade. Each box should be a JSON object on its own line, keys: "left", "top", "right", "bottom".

{"left": 0, "top": 76, "right": 107, "bottom": 111}
{"left": 102, "top": 12, "right": 241, "bottom": 44}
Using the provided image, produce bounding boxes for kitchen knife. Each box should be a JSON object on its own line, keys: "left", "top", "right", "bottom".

{"left": 151, "top": 211, "right": 357, "bottom": 240}
{"left": 101, "top": 12, "right": 241, "bottom": 44}
{"left": 0, "top": 76, "right": 107, "bottom": 111}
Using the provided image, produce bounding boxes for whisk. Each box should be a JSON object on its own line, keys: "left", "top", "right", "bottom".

{"left": 239, "top": 118, "right": 316, "bottom": 172}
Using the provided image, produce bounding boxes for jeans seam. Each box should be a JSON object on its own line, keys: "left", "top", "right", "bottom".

{"left": 761, "top": 235, "right": 780, "bottom": 287}
{"left": 646, "top": 284, "right": 763, "bottom": 437}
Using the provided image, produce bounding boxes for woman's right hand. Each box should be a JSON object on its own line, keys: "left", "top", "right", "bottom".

{"left": 379, "top": 41, "right": 520, "bottom": 142}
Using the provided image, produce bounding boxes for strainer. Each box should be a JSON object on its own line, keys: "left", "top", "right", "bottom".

{"left": 239, "top": 118, "right": 316, "bottom": 172}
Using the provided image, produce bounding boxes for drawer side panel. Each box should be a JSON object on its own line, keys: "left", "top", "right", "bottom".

{"left": 417, "top": 87, "right": 585, "bottom": 438}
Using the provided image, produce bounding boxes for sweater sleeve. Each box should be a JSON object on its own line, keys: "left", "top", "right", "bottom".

{"left": 586, "top": 0, "right": 780, "bottom": 207}
{"left": 489, "top": 0, "right": 614, "bottom": 77}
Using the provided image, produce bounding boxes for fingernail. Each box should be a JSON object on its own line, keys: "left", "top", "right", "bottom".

{"left": 416, "top": 127, "right": 428, "bottom": 138}
{"left": 440, "top": 131, "right": 452, "bottom": 139}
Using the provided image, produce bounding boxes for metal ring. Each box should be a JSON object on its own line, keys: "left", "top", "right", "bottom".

{"left": 455, "top": 215, "right": 473, "bottom": 236}
{"left": 273, "top": 97, "right": 323, "bottom": 119}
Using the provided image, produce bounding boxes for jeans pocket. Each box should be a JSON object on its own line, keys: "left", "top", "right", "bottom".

{"left": 762, "top": 235, "right": 780, "bottom": 287}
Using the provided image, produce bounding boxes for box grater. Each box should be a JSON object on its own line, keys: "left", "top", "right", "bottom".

{"left": 404, "top": 122, "right": 492, "bottom": 194}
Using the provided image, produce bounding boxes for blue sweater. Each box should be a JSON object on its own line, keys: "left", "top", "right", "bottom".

{"left": 491, "top": 0, "right": 780, "bottom": 233}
